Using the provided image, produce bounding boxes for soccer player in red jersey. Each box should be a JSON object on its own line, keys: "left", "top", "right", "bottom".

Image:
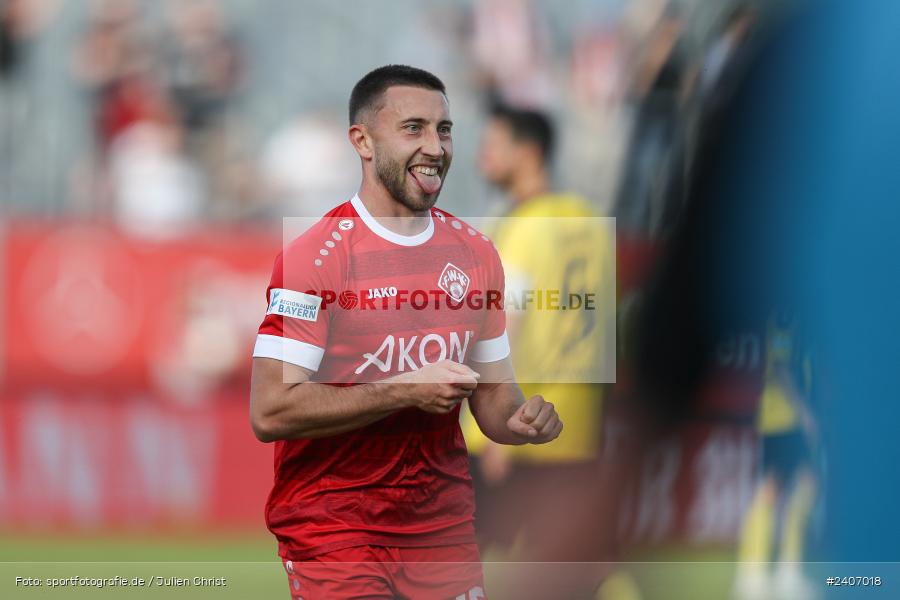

{"left": 249, "top": 65, "right": 562, "bottom": 600}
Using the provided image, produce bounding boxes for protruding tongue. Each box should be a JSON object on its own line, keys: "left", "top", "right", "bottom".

{"left": 410, "top": 169, "right": 442, "bottom": 194}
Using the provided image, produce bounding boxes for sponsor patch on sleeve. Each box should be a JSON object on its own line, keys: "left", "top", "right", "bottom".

{"left": 267, "top": 288, "right": 322, "bottom": 322}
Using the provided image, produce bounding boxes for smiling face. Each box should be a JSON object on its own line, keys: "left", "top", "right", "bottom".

{"left": 364, "top": 85, "right": 453, "bottom": 212}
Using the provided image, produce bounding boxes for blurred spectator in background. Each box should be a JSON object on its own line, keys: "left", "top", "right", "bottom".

{"left": 463, "top": 103, "right": 616, "bottom": 597}
{"left": 106, "top": 107, "right": 205, "bottom": 238}
{"left": 0, "top": 0, "right": 57, "bottom": 79}
{"left": 70, "top": 0, "right": 173, "bottom": 223}
{"left": 0, "top": 0, "right": 59, "bottom": 215}
{"left": 160, "top": 0, "right": 244, "bottom": 211}
{"left": 571, "top": 21, "right": 626, "bottom": 113}
{"left": 72, "top": 0, "right": 158, "bottom": 152}
{"left": 70, "top": 0, "right": 250, "bottom": 234}
{"left": 259, "top": 111, "right": 357, "bottom": 218}
{"left": 161, "top": 0, "right": 242, "bottom": 139}
{"left": 0, "top": 1, "right": 17, "bottom": 78}
{"left": 0, "top": 0, "right": 28, "bottom": 79}
{"left": 468, "top": 0, "right": 555, "bottom": 108}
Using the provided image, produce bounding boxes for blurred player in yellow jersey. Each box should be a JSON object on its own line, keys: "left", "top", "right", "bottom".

{"left": 462, "top": 104, "right": 618, "bottom": 592}
{"left": 733, "top": 310, "right": 818, "bottom": 600}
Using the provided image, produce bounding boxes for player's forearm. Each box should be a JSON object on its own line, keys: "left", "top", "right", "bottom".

{"left": 470, "top": 382, "right": 528, "bottom": 445}
{"left": 252, "top": 381, "right": 408, "bottom": 441}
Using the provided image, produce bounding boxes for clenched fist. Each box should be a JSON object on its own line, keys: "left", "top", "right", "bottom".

{"left": 506, "top": 395, "right": 563, "bottom": 443}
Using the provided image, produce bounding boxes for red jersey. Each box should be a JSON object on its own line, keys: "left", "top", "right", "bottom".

{"left": 253, "top": 195, "right": 509, "bottom": 560}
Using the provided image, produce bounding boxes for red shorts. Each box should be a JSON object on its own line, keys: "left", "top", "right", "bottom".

{"left": 282, "top": 543, "right": 486, "bottom": 600}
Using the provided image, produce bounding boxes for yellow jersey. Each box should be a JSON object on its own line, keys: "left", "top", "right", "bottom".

{"left": 463, "top": 193, "right": 614, "bottom": 462}
{"left": 757, "top": 312, "right": 811, "bottom": 434}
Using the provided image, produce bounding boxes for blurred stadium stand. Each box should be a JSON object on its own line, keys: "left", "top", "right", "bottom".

{"left": 0, "top": 0, "right": 758, "bottom": 220}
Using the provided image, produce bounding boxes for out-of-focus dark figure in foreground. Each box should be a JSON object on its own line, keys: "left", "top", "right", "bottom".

{"left": 624, "top": 0, "right": 900, "bottom": 598}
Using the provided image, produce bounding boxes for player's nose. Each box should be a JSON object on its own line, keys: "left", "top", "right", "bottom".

{"left": 420, "top": 128, "right": 444, "bottom": 158}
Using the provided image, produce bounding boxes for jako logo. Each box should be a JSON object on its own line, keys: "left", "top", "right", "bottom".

{"left": 437, "top": 263, "right": 470, "bottom": 302}
{"left": 355, "top": 331, "right": 473, "bottom": 374}
{"left": 367, "top": 286, "right": 398, "bottom": 299}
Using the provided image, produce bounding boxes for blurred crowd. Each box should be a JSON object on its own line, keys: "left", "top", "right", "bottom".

{"left": 0, "top": 0, "right": 767, "bottom": 239}
{"left": 70, "top": 0, "right": 244, "bottom": 233}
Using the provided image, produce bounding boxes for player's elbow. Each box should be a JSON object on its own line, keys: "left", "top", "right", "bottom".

{"left": 250, "top": 414, "right": 279, "bottom": 443}
{"left": 251, "top": 411, "right": 319, "bottom": 442}
{"left": 249, "top": 393, "right": 282, "bottom": 443}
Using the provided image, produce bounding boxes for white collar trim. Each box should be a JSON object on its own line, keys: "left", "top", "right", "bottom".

{"left": 350, "top": 194, "right": 434, "bottom": 247}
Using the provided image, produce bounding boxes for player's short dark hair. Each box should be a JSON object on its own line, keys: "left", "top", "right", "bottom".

{"left": 489, "top": 103, "right": 555, "bottom": 164}
{"left": 349, "top": 65, "right": 446, "bottom": 125}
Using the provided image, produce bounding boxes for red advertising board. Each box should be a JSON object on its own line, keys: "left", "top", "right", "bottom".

{"left": 0, "top": 222, "right": 281, "bottom": 528}
{"left": 0, "top": 390, "right": 272, "bottom": 529}
{"left": 1, "top": 222, "right": 280, "bottom": 389}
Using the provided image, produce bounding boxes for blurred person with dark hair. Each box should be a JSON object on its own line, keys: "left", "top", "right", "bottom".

{"left": 0, "top": 0, "right": 27, "bottom": 78}
{"left": 161, "top": 0, "right": 241, "bottom": 135}
{"left": 0, "top": 0, "right": 59, "bottom": 212}
{"left": 462, "top": 103, "right": 619, "bottom": 597}
{"left": 71, "top": 0, "right": 212, "bottom": 230}
{"left": 0, "top": 2, "right": 15, "bottom": 78}
{"left": 250, "top": 65, "right": 563, "bottom": 600}
{"left": 72, "top": 0, "right": 159, "bottom": 151}
{"left": 157, "top": 0, "right": 244, "bottom": 220}
{"left": 0, "top": 0, "right": 57, "bottom": 78}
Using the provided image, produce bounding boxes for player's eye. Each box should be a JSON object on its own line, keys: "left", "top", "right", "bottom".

{"left": 404, "top": 123, "right": 421, "bottom": 133}
{"left": 438, "top": 125, "right": 452, "bottom": 136}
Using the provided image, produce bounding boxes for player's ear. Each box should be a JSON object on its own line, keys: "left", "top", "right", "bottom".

{"left": 349, "top": 124, "right": 374, "bottom": 160}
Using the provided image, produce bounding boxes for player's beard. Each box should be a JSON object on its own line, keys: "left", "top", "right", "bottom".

{"left": 374, "top": 150, "right": 441, "bottom": 212}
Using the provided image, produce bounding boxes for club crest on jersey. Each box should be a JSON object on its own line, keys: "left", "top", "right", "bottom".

{"left": 438, "top": 263, "right": 470, "bottom": 303}
{"left": 338, "top": 219, "right": 354, "bottom": 230}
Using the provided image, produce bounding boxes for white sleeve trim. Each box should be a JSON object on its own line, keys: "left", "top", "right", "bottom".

{"left": 252, "top": 334, "right": 325, "bottom": 372}
{"left": 470, "top": 331, "right": 511, "bottom": 363}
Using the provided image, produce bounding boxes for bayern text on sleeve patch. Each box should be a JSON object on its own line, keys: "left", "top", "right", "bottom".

{"left": 267, "top": 288, "right": 322, "bottom": 322}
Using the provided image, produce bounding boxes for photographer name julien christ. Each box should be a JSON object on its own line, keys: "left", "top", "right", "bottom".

{"left": 154, "top": 576, "right": 228, "bottom": 587}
